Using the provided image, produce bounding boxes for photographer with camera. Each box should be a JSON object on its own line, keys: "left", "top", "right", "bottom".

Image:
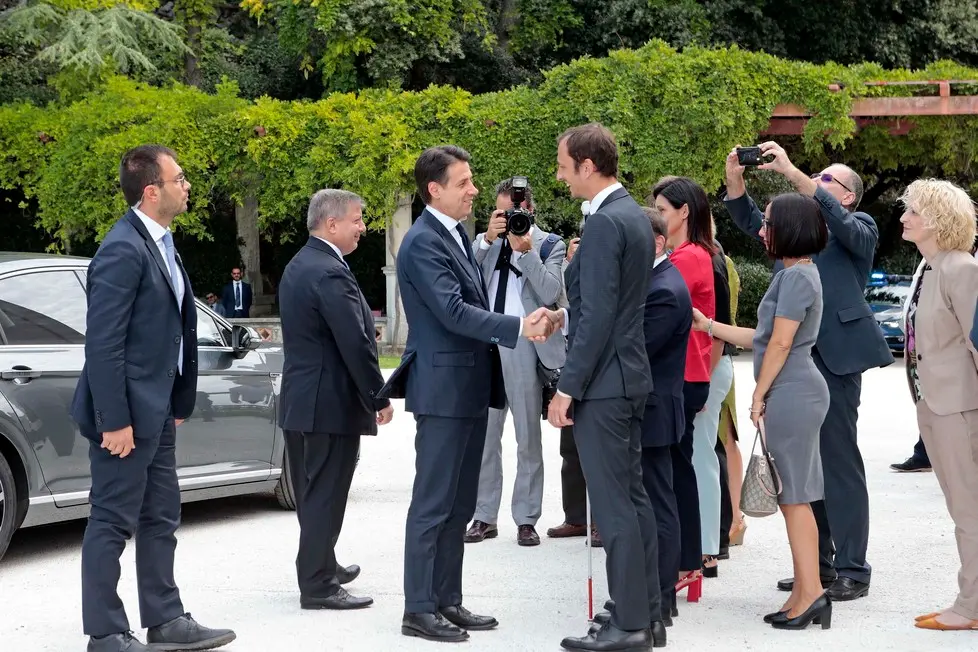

{"left": 464, "top": 177, "right": 568, "bottom": 547}
{"left": 723, "top": 142, "right": 892, "bottom": 603}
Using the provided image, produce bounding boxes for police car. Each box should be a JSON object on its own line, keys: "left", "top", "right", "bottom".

{"left": 864, "top": 270, "right": 912, "bottom": 353}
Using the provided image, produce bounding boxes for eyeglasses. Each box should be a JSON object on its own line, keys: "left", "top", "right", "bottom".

{"left": 811, "top": 172, "right": 852, "bottom": 193}
{"left": 156, "top": 173, "right": 188, "bottom": 188}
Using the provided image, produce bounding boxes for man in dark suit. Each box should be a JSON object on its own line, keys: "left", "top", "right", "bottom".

{"left": 638, "top": 206, "right": 692, "bottom": 627}
{"left": 723, "top": 142, "right": 894, "bottom": 601}
{"left": 71, "top": 145, "right": 235, "bottom": 652}
{"left": 540, "top": 123, "right": 665, "bottom": 650}
{"left": 278, "top": 188, "right": 393, "bottom": 611}
{"left": 393, "top": 145, "right": 553, "bottom": 643}
{"left": 221, "top": 267, "right": 252, "bottom": 317}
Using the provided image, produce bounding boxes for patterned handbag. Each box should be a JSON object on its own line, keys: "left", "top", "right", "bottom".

{"left": 740, "top": 417, "right": 783, "bottom": 518}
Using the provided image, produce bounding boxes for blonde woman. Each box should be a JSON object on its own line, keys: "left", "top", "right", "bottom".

{"left": 899, "top": 179, "right": 978, "bottom": 632}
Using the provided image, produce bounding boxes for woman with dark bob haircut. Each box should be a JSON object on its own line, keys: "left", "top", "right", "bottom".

{"left": 691, "top": 192, "right": 833, "bottom": 630}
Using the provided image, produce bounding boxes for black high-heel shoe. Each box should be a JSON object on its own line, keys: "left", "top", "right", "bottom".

{"left": 771, "top": 594, "right": 832, "bottom": 630}
{"left": 763, "top": 610, "right": 787, "bottom": 624}
{"left": 702, "top": 555, "right": 719, "bottom": 578}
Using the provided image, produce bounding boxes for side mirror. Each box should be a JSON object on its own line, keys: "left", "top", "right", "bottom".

{"left": 231, "top": 324, "right": 262, "bottom": 357}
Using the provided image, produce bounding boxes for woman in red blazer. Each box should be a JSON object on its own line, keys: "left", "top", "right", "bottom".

{"left": 651, "top": 176, "right": 718, "bottom": 607}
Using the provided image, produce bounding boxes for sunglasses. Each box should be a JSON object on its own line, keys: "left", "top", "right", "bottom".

{"left": 811, "top": 172, "right": 852, "bottom": 193}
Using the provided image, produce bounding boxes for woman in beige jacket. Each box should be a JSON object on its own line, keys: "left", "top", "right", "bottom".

{"left": 899, "top": 179, "right": 978, "bottom": 631}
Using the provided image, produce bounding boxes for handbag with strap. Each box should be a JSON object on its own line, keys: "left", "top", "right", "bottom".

{"left": 740, "top": 417, "right": 783, "bottom": 518}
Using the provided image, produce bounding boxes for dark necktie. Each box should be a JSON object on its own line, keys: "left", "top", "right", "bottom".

{"left": 493, "top": 240, "right": 520, "bottom": 313}
{"left": 234, "top": 282, "right": 241, "bottom": 308}
{"left": 454, "top": 225, "right": 473, "bottom": 264}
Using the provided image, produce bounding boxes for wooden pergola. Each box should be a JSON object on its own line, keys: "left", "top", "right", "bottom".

{"left": 762, "top": 80, "right": 978, "bottom": 136}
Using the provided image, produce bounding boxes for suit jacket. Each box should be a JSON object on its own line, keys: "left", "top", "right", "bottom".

{"left": 723, "top": 186, "right": 893, "bottom": 376}
{"left": 222, "top": 280, "right": 252, "bottom": 317}
{"left": 915, "top": 249, "right": 978, "bottom": 416}
{"left": 277, "top": 237, "right": 389, "bottom": 435}
{"left": 393, "top": 210, "right": 521, "bottom": 418}
{"left": 641, "top": 259, "right": 693, "bottom": 448}
{"left": 560, "top": 187, "right": 653, "bottom": 400}
{"left": 472, "top": 227, "right": 567, "bottom": 370}
{"left": 71, "top": 210, "right": 198, "bottom": 442}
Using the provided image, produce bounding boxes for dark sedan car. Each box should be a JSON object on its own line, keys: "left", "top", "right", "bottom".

{"left": 865, "top": 272, "right": 912, "bottom": 354}
{"left": 0, "top": 253, "right": 299, "bottom": 561}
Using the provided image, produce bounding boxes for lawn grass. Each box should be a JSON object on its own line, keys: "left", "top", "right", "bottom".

{"left": 379, "top": 355, "right": 402, "bottom": 369}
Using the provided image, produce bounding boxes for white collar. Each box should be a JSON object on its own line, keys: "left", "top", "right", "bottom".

{"left": 313, "top": 235, "right": 345, "bottom": 261}
{"left": 653, "top": 254, "right": 668, "bottom": 268}
{"left": 426, "top": 205, "right": 462, "bottom": 231}
{"left": 132, "top": 206, "right": 168, "bottom": 242}
{"left": 589, "top": 182, "right": 624, "bottom": 214}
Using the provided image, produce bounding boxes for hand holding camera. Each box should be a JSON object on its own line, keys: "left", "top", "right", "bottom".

{"left": 486, "top": 210, "right": 508, "bottom": 243}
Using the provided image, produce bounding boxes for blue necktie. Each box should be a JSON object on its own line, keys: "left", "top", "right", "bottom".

{"left": 162, "top": 231, "right": 184, "bottom": 373}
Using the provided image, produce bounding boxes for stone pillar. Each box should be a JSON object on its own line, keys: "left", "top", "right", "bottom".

{"left": 384, "top": 193, "right": 413, "bottom": 351}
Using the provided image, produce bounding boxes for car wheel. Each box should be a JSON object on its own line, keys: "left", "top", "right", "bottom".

{"left": 0, "top": 451, "right": 18, "bottom": 562}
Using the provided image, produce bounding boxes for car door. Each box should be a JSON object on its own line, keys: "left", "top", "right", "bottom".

{"left": 0, "top": 267, "right": 90, "bottom": 505}
{"left": 174, "top": 302, "right": 277, "bottom": 489}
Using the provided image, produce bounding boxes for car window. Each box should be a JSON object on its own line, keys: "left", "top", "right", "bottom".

{"left": 196, "top": 303, "right": 226, "bottom": 347}
{"left": 0, "top": 270, "right": 88, "bottom": 345}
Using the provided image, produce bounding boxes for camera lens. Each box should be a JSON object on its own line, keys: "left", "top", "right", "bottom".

{"left": 508, "top": 211, "right": 531, "bottom": 236}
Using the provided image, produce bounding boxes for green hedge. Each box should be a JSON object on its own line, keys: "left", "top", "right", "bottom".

{"left": 3, "top": 40, "right": 978, "bottom": 251}
{"left": 734, "top": 258, "right": 774, "bottom": 329}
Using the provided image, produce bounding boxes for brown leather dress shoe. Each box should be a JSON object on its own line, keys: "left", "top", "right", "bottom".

{"left": 589, "top": 529, "right": 603, "bottom": 548}
{"left": 547, "top": 522, "right": 587, "bottom": 538}
{"left": 464, "top": 520, "right": 498, "bottom": 543}
{"left": 517, "top": 524, "right": 540, "bottom": 546}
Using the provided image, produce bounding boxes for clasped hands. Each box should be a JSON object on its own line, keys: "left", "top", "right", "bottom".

{"left": 522, "top": 307, "right": 563, "bottom": 342}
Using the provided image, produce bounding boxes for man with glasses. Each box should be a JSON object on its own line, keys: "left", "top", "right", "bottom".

{"left": 722, "top": 142, "right": 893, "bottom": 603}
{"left": 205, "top": 292, "right": 227, "bottom": 317}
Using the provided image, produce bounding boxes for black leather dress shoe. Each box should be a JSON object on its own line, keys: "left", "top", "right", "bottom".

{"left": 826, "top": 576, "right": 870, "bottom": 601}
{"left": 439, "top": 604, "right": 498, "bottom": 630}
{"left": 336, "top": 563, "right": 361, "bottom": 585}
{"left": 146, "top": 613, "right": 236, "bottom": 651}
{"left": 301, "top": 587, "right": 373, "bottom": 610}
{"left": 402, "top": 612, "right": 469, "bottom": 642}
{"left": 561, "top": 623, "right": 652, "bottom": 651}
{"left": 777, "top": 574, "right": 837, "bottom": 592}
{"left": 650, "top": 620, "right": 666, "bottom": 648}
{"left": 88, "top": 632, "right": 148, "bottom": 652}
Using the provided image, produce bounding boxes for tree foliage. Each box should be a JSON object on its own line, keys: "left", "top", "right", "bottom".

{"left": 2, "top": 42, "right": 978, "bottom": 252}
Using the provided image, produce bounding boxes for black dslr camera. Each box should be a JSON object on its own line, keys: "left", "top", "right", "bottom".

{"left": 504, "top": 176, "right": 534, "bottom": 236}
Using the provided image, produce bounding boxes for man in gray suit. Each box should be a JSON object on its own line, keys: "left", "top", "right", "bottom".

{"left": 723, "top": 142, "right": 893, "bottom": 602}
{"left": 539, "top": 123, "right": 665, "bottom": 650}
{"left": 464, "top": 178, "right": 567, "bottom": 547}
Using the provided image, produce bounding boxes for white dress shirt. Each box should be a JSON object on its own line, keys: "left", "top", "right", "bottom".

{"left": 654, "top": 253, "right": 667, "bottom": 268}
{"left": 313, "top": 235, "right": 346, "bottom": 264}
{"left": 484, "top": 226, "right": 534, "bottom": 319}
{"left": 233, "top": 279, "right": 244, "bottom": 310}
{"left": 133, "top": 206, "right": 184, "bottom": 373}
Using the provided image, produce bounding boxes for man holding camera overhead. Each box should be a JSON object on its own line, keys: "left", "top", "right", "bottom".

{"left": 464, "top": 177, "right": 567, "bottom": 547}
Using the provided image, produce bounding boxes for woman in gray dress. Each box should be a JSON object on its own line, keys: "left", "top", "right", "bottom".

{"left": 690, "top": 193, "right": 831, "bottom": 631}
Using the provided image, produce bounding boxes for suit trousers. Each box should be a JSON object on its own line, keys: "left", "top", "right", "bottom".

{"left": 81, "top": 418, "right": 183, "bottom": 636}
{"left": 691, "top": 355, "right": 733, "bottom": 556}
{"left": 673, "top": 381, "right": 709, "bottom": 571}
{"left": 574, "top": 396, "right": 659, "bottom": 631}
{"left": 404, "top": 415, "right": 488, "bottom": 613}
{"left": 559, "top": 425, "right": 588, "bottom": 525}
{"left": 812, "top": 349, "right": 870, "bottom": 583}
{"left": 284, "top": 430, "right": 360, "bottom": 599}
{"left": 918, "top": 402, "right": 978, "bottom": 620}
{"left": 474, "top": 338, "right": 545, "bottom": 526}
{"left": 641, "top": 444, "right": 677, "bottom": 620}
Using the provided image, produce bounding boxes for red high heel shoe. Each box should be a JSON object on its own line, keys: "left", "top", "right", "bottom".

{"left": 676, "top": 571, "right": 703, "bottom": 602}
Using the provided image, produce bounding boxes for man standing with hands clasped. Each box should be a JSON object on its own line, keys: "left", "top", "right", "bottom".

{"left": 71, "top": 145, "right": 235, "bottom": 652}
{"left": 392, "top": 145, "right": 554, "bottom": 643}
{"left": 723, "top": 141, "right": 893, "bottom": 602}
{"left": 534, "top": 123, "right": 666, "bottom": 650}
{"left": 278, "top": 189, "right": 394, "bottom": 612}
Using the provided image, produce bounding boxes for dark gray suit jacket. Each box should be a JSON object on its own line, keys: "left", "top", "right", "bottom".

{"left": 641, "top": 258, "right": 692, "bottom": 448}
{"left": 277, "top": 237, "right": 389, "bottom": 436}
{"left": 723, "top": 186, "right": 893, "bottom": 376}
{"left": 394, "top": 210, "right": 521, "bottom": 418}
{"left": 71, "top": 210, "right": 198, "bottom": 442}
{"left": 560, "top": 187, "right": 653, "bottom": 400}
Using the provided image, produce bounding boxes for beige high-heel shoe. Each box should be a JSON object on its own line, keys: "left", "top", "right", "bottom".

{"left": 729, "top": 517, "right": 747, "bottom": 546}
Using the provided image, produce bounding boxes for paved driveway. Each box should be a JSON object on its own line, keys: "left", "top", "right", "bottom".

{"left": 0, "top": 359, "right": 971, "bottom": 651}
